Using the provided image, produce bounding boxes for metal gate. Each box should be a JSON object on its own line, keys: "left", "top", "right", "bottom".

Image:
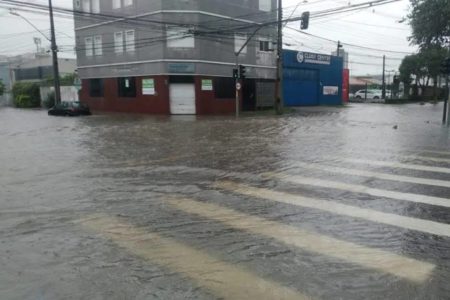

{"left": 283, "top": 68, "right": 319, "bottom": 106}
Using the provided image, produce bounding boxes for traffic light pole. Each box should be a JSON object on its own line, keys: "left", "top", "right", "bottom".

{"left": 234, "top": 27, "right": 262, "bottom": 118}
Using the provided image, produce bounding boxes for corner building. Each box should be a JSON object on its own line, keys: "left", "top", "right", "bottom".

{"left": 74, "top": 0, "right": 277, "bottom": 114}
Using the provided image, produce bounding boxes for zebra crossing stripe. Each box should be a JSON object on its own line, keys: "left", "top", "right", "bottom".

{"left": 79, "top": 214, "right": 310, "bottom": 300}
{"left": 291, "top": 161, "right": 450, "bottom": 188}
{"left": 167, "top": 197, "right": 435, "bottom": 283}
{"left": 214, "top": 180, "right": 450, "bottom": 238}
{"left": 266, "top": 173, "right": 450, "bottom": 208}
{"left": 346, "top": 158, "right": 450, "bottom": 174}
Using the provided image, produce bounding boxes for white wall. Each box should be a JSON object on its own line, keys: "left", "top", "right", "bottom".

{"left": 40, "top": 86, "right": 80, "bottom": 106}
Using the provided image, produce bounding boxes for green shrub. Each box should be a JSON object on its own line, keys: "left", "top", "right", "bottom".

{"left": 43, "top": 91, "right": 55, "bottom": 109}
{"left": 12, "top": 82, "right": 41, "bottom": 108}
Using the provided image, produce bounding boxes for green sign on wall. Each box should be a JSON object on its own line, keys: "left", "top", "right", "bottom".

{"left": 142, "top": 78, "right": 155, "bottom": 95}
{"left": 201, "top": 79, "right": 213, "bottom": 91}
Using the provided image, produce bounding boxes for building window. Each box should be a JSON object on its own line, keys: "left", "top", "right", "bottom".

{"left": 234, "top": 34, "right": 247, "bottom": 54}
{"left": 91, "top": 0, "right": 100, "bottom": 13}
{"left": 94, "top": 35, "right": 102, "bottom": 56}
{"left": 166, "top": 26, "right": 195, "bottom": 48}
{"left": 89, "top": 79, "right": 104, "bottom": 97}
{"left": 259, "top": 0, "right": 271, "bottom": 12}
{"left": 118, "top": 77, "right": 136, "bottom": 97}
{"left": 125, "top": 30, "right": 135, "bottom": 52}
{"left": 114, "top": 32, "right": 124, "bottom": 53}
{"left": 214, "top": 78, "right": 235, "bottom": 99}
{"left": 85, "top": 37, "right": 93, "bottom": 57}
{"left": 112, "top": 0, "right": 121, "bottom": 9}
{"left": 82, "top": 0, "right": 90, "bottom": 13}
{"left": 259, "top": 39, "right": 273, "bottom": 52}
{"left": 124, "top": 0, "right": 133, "bottom": 6}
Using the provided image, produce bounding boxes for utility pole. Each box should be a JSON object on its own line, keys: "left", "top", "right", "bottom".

{"left": 274, "top": 0, "right": 284, "bottom": 115}
{"left": 382, "top": 55, "right": 386, "bottom": 99}
{"left": 337, "top": 41, "right": 342, "bottom": 57}
{"left": 442, "top": 74, "right": 450, "bottom": 126}
{"left": 48, "top": 0, "right": 61, "bottom": 105}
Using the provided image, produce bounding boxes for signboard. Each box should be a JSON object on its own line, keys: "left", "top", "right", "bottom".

{"left": 236, "top": 82, "right": 242, "bottom": 90}
{"left": 142, "top": 78, "right": 155, "bottom": 95}
{"left": 73, "top": 77, "right": 82, "bottom": 91}
{"left": 168, "top": 63, "right": 195, "bottom": 74}
{"left": 323, "top": 86, "right": 339, "bottom": 96}
{"left": 297, "top": 51, "right": 331, "bottom": 65}
{"left": 201, "top": 79, "right": 213, "bottom": 91}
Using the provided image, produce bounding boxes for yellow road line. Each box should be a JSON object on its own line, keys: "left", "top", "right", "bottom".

{"left": 79, "top": 214, "right": 310, "bottom": 300}
{"left": 291, "top": 161, "right": 450, "bottom": 188}
{"left": 167, "top": 197, "right": 435, "bottom": 283}
{"left": 266, "top": 173, "right": 450, "bottom": 208}
{"left": 346, "top": 158, "right": 450, "bottom": 174}
{"left": 215, "top": 180, "right": 450, "bottom": 238}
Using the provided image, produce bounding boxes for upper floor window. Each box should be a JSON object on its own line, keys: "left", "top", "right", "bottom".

{"left": 85, "top": 37, "right": 93, "bottom": 57}
{"left": 82, "top": 0, "right": 100, "bottom": 13}
{"left": 124, "top": 0, "right": 133, "bottom": 6}
{"left": 166, "top": 27, "right": 195, "bottom": 48}
{"left": 82, "top": 0, "right": 90, "bottom": 13}
{"left": 114, "top": 32, "right": 124, "bottom": 53}
{"left": 259, "top": 38, "right": 273, "bottom": 52}
{"left": 234, "top": 34, "right": 247, "bottom": 54}
{"left": 112, "top": 0, "right": 121, "bottom": 9}
{"left": 125, "top": 30, "right": 135, "bottom": 52}
{"left": 92, "top": 0, "right": 100, "bottom": 13}
{"left": 84, "top": 36, "right": 102, "bottom": 57}
{"left": 259, "top": 0, "right": 271, "bottom": 12}
{"left": 94, "top": 35, "right": 103, "bottom": 56}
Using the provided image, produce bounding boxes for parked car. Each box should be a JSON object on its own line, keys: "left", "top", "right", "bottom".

{"left": 48, "top": 101, "right": 91, "bottom": 116}
{"left": 354, "top": 89, "right": 383, "bottom": 100}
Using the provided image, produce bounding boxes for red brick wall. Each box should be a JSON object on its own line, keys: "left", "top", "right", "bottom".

{"left": 195, "top": 77, "right": 236, "bottom": 114}
{"left": 80, "top": 76, "right": 237, "bottom": 115}
{"left": 81, "top": 76, "right": 170, "bottom": 114}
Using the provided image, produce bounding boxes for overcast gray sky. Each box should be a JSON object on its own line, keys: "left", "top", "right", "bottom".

{"left": 0, "top": 0, "right": 415, "bottom": 76}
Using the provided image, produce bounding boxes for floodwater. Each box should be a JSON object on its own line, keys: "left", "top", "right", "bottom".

{"left": 0, "top": 103, "right": 449, "bottom": 300}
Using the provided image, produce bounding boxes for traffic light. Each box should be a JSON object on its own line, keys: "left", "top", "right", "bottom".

{"left": 233, "top": 68, "right": 239, "bottom": 80}
{"left": 440, "top": 58, "right": 450, "bottom": 75}
{"left": 300, "top": 11, "right": 310, "bottom": 30}
{"left": 239, "top": 65, "right": 246, "bottom": 80}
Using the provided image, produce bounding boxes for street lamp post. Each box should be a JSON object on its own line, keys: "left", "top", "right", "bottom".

{"left": 10, "top": 3, "right": 61, "bottom": 106}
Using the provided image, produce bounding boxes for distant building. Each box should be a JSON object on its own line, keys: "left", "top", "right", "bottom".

{"left": 11, "top": 53, "right": 77, "bottom": 82}
{"left": 73, "top": 0, "right": 277, "bottom": 115}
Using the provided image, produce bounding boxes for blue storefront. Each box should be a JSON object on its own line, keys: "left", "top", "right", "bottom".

{"left": 283, "top": 50, "right": 344, "bottom": 106}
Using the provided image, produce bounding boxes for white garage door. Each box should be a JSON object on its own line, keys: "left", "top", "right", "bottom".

{"left": 169, "top": 84, "right": 196, "bottom": 115}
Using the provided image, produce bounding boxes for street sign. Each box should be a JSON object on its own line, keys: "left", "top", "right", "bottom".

{"left": 236, "top": 82, "right": 242, "bottom": 90}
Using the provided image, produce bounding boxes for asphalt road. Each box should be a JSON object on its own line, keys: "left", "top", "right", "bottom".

{"left": 1, "top": 103, "right": 449, "bottom": 300}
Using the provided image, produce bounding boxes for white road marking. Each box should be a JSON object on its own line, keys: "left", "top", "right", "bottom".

{"left": 405, "top": 155, "right": 450, "bottom": 164}
{"left": 419, "top": 150, "right": 450, "bottom": 157}
{"left": 269, "top": 173, "right": 450, "bottom": 208}
{"left": 167, "top": 197, "right": 435, "bottom": 283}
{"left": 79, "top": 214, "right": 310, "bottom": 300}
{"left": 346, "top": 158, "right": 450, "bottom": 174}
{"left": 214, "top": 180, "right": 450, "bottom": 238}
{"left": 291, "top": 161, "right": 450, "bottom": 188}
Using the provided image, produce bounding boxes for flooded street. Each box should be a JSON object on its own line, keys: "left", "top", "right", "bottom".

{"left": 1, "top": 103, "right": 450, "bottom": 300}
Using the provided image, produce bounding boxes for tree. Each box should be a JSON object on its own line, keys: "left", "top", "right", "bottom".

{"left": 409, "top": 0, "right": 450, "bottom": 48}
{"left": 0, "top": 79, "right": 4, "bottom": 96}
{"left": 399, "top": 47, "right": 449, "bottom": 98}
